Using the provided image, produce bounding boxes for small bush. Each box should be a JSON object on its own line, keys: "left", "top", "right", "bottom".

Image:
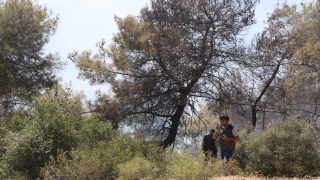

{"left": 117, "top": 155, "right": 157, "bottom": 180}
{"left": 4, "top": 127, "right": 51, "bottom": 178}
{"left": 233, "top": 129, "right": 251, "bottom": 170}
{"left": 166, "top": 152, "right": 210, "bottom": 179}
{"left": 40, "top": 133, "right": 158, "bottom": 180}
{"left": 42, "top": 143, "right": 120, "bottom": 180}
{"left": 77, "top": 116, "right": 115, "bottom": 148}
{"left": 117, "top": 149, "right": 242, "bottom": 180}
{"left": 0, "top": 101, "right": 80, "bottom": 179}
{"left": 241, "top": 117, "right": 320, "bottom": 177}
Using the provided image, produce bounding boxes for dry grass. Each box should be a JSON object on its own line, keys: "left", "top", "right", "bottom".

{"left": 210, "top": 176, "right": 320, "bottom": 180}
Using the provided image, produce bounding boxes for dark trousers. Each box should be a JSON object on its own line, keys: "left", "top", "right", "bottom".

{"left": 220, "top": 149, "right": 234, "bottom": 161}
{"left": 204, "top": 150, "right": 217, "bottom": 161}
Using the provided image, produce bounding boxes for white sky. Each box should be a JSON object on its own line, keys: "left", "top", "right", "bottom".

{"left": 37, "top": 0, "right": 312, "bottom": 100}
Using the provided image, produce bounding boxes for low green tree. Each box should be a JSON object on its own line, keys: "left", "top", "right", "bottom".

{"left": 0, "top": 0, "right": 62, "bottom": 114}
{"left": 0, "top": 84, "right": 87, "bottom": 179}
{"left": 0, "top": 100, "right": 81, "bottom": 179}
{"left": 239, "top": 117, "right": 320, "bottom": 177}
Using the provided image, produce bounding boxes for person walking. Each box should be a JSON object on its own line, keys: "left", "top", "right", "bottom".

{"left": 202, "top": 129, "right": 218, "bottom": 161}
{"left": 213, "top": 115, "right": 240, "bottom": 162}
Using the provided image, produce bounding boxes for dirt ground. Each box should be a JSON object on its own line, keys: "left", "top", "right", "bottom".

{"left": 210, "top": 176, "right": 320, "bottom": 180}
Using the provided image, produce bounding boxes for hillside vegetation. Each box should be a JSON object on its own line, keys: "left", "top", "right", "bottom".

{"left": 1, "top": 100, "right": 319, "bottom": 179}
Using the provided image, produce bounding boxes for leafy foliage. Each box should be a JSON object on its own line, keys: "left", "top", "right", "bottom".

{"left": 117, "top": 155, "right": 157, "bottom": 180}
{"left": 0, "top": 0, "right": 62, "bottom": 115}
{"left": 234, "top": 117, "right": 320, "bottom": 177}
{"left": 1, "top": 92, "right": 319, "bottom": 179}
{"left": 40, "top": 132, "right": 159, "bottom": 180}
{"left": 0, "top": 100, "right": 80, "bottom": 178}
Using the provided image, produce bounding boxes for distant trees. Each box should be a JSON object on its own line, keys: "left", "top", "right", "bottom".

{"left": 0, "top": 0, "right": 61, "bottom": 115}
{"left": 271, "top": 1, "right": 320, "bottom": 127}
{"left": 70, "top": 0, "right": 258, "bottom": 148}
{"left": 249, "top": 1, "right": 320, "bottom": 129}
{"left": 208, "top": 1, "right": 320, "bottom": 130}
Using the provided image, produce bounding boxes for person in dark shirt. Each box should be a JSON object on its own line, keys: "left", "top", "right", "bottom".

{"left": 202, "top": 129, "right": 218, "bottom": 161}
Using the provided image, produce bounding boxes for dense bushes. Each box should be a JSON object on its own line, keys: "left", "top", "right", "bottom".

{"left": 0, "top": 101, "right": 81, "bottom": 179}
{"left": 41, "top": 141, "right": 158, "bottom": 180}
{"left": 1, "top": 98, "right": 320, "bottom": 179}
{"left": 234, "top": 117, "right": 320, "bottom": 177}
{"left": 44, "top": 148, "right": 240, "bottom": 180}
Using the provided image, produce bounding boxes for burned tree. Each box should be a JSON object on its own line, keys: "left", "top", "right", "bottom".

{"left": 208, "top": 1, "right": 320, "bottom": 129}
{"left": 70, "top": 0, "right": 257, "bottom": 148}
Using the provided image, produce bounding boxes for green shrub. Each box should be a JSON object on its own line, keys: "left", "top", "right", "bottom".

{"left": 0, "top": 101, "right": 80, "bottom": 179}
{"left": 77, "top": 116, "right": 116, "bottom": 148}
{"left": 42, "top": 143, "right": 120, "bottom": 180}
{"left": 117, "top": 155, "right": 158, "bottom": 180}
{"left": 117, "top": 148, "right": 172, "bottom": 180}
{"left": 116, "top": 149, "right": 242, "bottom": 180}
{"left": 40, "top": 132, "right": 158, "bottom": 180}
{"left": 233, "top": 130, "right": 251, "bottom": 170}
{"left": 166, "top": 152, "right": 209, "bottom": 179}
{"left": 242, "top": 117, "right": 320, "bottom": 177}
{"left": 40, "top": 129, "right": 244, "bottom": 180}
{"left": 3, "top": 127, "right": 51, "bottom": 178}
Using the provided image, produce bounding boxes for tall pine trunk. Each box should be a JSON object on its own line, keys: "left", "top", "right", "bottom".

{"left": 162, "top": 104, "right": 186, "bottom": 149}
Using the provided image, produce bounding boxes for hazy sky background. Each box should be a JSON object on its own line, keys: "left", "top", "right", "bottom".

{"left": 37, "top": 0, "right": 312, "bottom": 100}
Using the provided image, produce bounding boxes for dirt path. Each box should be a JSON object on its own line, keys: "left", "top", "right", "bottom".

{"left": 210, "top": 176, "right": 320, "bottom": 180}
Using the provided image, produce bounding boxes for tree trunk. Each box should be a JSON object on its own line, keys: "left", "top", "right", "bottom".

{"left": 251, "top": 105, "right": 257, "bottom": 128}
{"left": 251, "top": 58, "right": 283, "bottom": 128}
{"left": 162, "top": 104, "right": 185, "bottom": 149}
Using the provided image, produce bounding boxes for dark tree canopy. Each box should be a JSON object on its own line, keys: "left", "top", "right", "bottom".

{"left": 0, "top": 0, "right": 61, "bottom": 115}
{"left": 70, "top": 0, "right": 258, "bottom": 148}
